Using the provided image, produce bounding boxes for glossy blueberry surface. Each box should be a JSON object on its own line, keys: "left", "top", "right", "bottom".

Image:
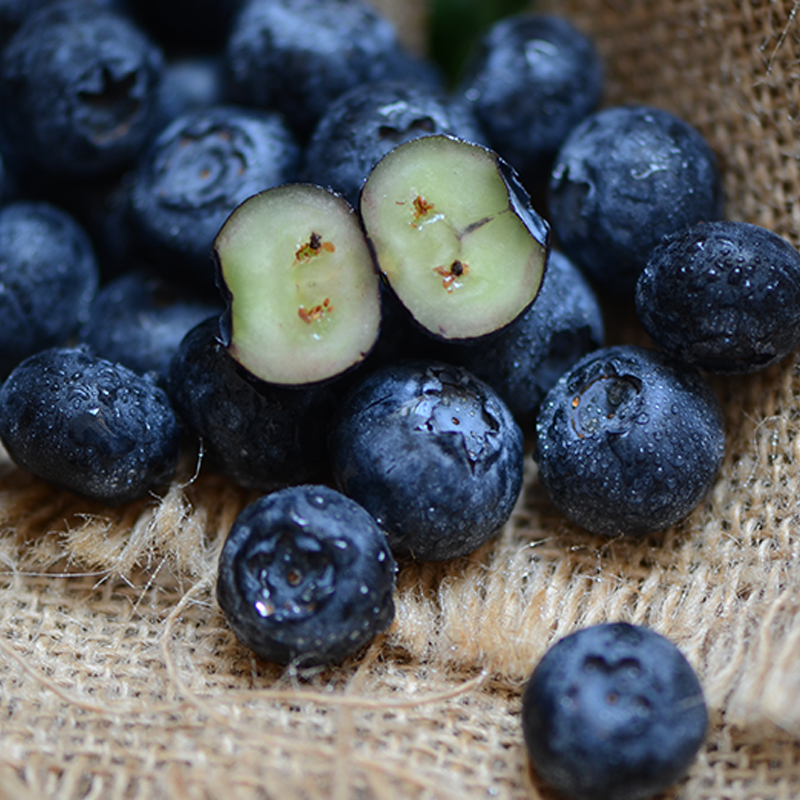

{"left": 459, "top": 14, "right": 603, "bottom": 179}
{"left": 441, "top": 250, "right": 604, "bottom": 431}
{"left": 130, "top": 104, "right": 299, "bottom": 285}
{"left": 522, "top": 622, "right": 707, "bottom": 800}
{"left": 167, "top": 318, "right": 336, "bottom": 491}
{"left": 636, "top": 220, "right": 800, "bottom": 373}
{"left": 0, "top": 201, "right": 99, "bottom": 378}
{"left": 0, "top": 347, "right": 181, "bottom": 504}
{"left": 216, "top": 484, "right": 397, "bottom": 666}
{"left": 330, "top": 360, "right": 524, "bottom": 561}
{"left": 303, "top": 81, "right": 485, "bottom": 207}
{"left": 535, "top": 345, "right": 725, "bottom": 537}
{"left": 0, "top": 3, "right": 164, "bottom": 176}
{"left": 548, "top": 105, "right": 722, "bottom": 295}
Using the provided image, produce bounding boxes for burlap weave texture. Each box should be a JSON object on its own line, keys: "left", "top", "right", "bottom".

{"left": 0, "top": 1, "right": 799, "bottom": 798}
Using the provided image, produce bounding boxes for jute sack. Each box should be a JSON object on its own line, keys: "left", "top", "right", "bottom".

{"left": 0, "top": 1, "right": 799, "bottom": 798}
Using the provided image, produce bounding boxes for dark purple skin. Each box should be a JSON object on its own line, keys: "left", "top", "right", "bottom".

{"left": 438, "top": 250, "right": 604, "bottom": 431}
{"left": 0, "top": 201, "right": 99, "bottom": 378}
{"left": 225, "top": 0, "right": 413, "bottom": 139}
{"left": 0, "top": 2, "right": 164, "bottom": 177}
{"left": 303, "top": 81, "right": 486, "bottom": 207}
{"left": 548, "top": 105, "right": 723, "bottom": 295}
{"left": 522, "top": 622, "right": 707, "bottom": 800}
{"left": 129, "top": 104, "right": 299, "bottom": 285}
{"left": 459, "top": 14, "right": 603, "bottom": 180}
{"left": 330, "top": 360, "right": 524, "bottom": 561}
{"left": 636, "top": 220, "right": 800, "bottom": 373}
{"left": 0, "top": 347, "right": 181, "bottom": 505}
{"left": 535, "top": 345, "right": 725, "bottom": 537}
{"left": 216, "top": 484, "right": 397, "bottom": 667}
{"left": 167, "top": 318, "right": 337, "bottom": 491}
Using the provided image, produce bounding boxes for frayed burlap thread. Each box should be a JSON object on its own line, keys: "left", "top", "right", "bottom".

{"left": 1, "top": 1, "right": 800, "bottom": 798}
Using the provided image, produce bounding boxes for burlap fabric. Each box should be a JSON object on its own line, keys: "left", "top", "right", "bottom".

{"left": 1, "top": 1, "right": 799, "bottom": 798}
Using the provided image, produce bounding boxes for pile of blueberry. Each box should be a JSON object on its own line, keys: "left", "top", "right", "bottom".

{"left": 0, "top": 0, "right": 796, "bottom": 795}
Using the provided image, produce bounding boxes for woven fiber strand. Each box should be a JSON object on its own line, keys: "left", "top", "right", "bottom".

{"left": 1, "top": 1, "right": 800, "bottom": 798}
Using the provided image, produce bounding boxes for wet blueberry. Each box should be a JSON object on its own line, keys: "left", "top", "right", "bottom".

{"left": 167, "top": 318, "right": 336, "bottom": 491}
{"left": 535, "top": 345, "right": 725, "bottom": 537}
{"left": 0, "top": 201, "right": 99, "bottom": 378}
{"left": 548, "top": 105, "right": 723, "bottom": 295}
{"left": 216, "top": 484, "right": 397, "bottom": 667}
{"left": 636, "top": 220, "right": 800, "bottom": 373}
{"left": 459, "top": 14, "right": 603, "bottom": 180}
{"left": 0, "top": 347, "right": 181, "bottom": 505}
{"left": 303, "top": 80, "right": 486, "bottom": 207}
{"left": 330, "top": 360, "right": 524, "bottom": 561}
{"left": 522, "top": 622, "right": 707, "bottom": 800}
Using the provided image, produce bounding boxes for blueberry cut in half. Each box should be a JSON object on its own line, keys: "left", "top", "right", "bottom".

{"left": 216, "top": 485, "right": 397, "bottom": 667}
{"left": 636, "top": 220, "right": 800, "bottom": 373}
{"left": 535, "top": 345, "right": 725, "bottom": 537}
{"left": 0, "top": 347, "right": 181, "bottom": 505}
{"left": 360, "top": 135, "right": 549, "bottom": 341}
{"left": 330, "top": 360, "right": 524, "bottom": 561}
{"left": 522, "top": 622, "right": 707, "bottom": 800}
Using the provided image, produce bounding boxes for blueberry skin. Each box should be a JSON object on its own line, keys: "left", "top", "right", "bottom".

{"left": 0, "top": 347, "right": 181, "bottom": 505}
{"left": 303, "top": 81, "right": 486, "bottom": 207}
{"left": 440, "top": 250, "right": 604, "bottom": 431}
{"left": 636, "top": 220, "right": 800, "bottom": 373}
{"left": 167, "top": 318, "right": 336, "bottom": 491}
{"left": 130, "top": 105, "right": 299, "bottom": 285}
{"left": 330, "top": 360, "right": 524, "bottom": 561}
{"left": 0, "top": 3, "right": 164, "bottom": 177}
{"left": 80, "top": 273, "right": 221, "bottom": 384}
{"left": 548, "top": 106, "right": 723, "bottom": 295}
{"left": 459, "top": 14, "right": 603, "bottom": 179}
{"left": 522, "top": 622, "right": 707, "bottom": 800}
{"left": 0, "top": 201, "right": 99, "bottom": 378}
{"left": 535, "top": 345, "right": 725, "bottom": 537}
{"left": 226, "top": 0, "right": 410, "bottom": 139}
{"left": 216, "top": 484, "right": 397, "bottom": 667}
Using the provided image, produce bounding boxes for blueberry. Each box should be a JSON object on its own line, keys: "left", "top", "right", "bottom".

{"left": 0, "top": 347, "right": 181, "bottom": 505}
{"left": 216, "top": 484, "right": 397, "bottom": 667}
{"left": 330, "top": 360, "right": 524, "bottom": 561}
{"left": 157, "top": 55, "right": 226, "bottom": 124}
{"left": 459, "top": 14, "right": 603, "bottom": 180}
{"left": 548, "top": 105, "right": 723, "bottom": 295}
{"left": 80, "top": 272, "right": 221, "bottom": 384}
{"left": 303, "top": 80, "right": 486, "bottom": 207}
{"left": 522, "top": 622, "right": 707, "bottom": 800}
{"left": 0, "top": 3, "right": 164, "bottom": 177}
{"left": 636, "top": 220, "right": 800, "bottom": 373}
{"left": 0, "top": 201, "right": 99, "bottom": 378}
{"left": 439, "top": 250, "right": 604, "bottom": 431}
{"left": 167, "top": 318, "right": 336, "bottom": 491}
{"left": 535, "top": 345, "right": 725, "bottom": 537}
{"left": 130, "top": 105, "right": 299, "bottom": 286}
{"left": 225, "top": 0, "right": 412, "bottom": 139}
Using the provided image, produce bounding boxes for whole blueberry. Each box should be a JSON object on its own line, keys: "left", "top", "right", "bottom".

{"left": 522, "top": 622, "right": 707, "bottom": 800}
{"left": 548, "top": 105, "right": 722, "bottom": 295}
{"left": 226, "top": 0, "right": 411, "bottom": 139}
{"left": 535, "top": 345, "right": 725, "bottom": 537}
{"left": 440, "top": 250, "right": 604, "bottom": 431}
{"left": 0, "top": 201, "right": 99, "bottom": 378}
{"left": 636, "top": 220, "right": 800, "bottom": 373}
{"left": 330, "top": 360, "right": 524, "bottom": 561}
{"left": 0, "top": 2, "right": 164, "bottom": 177}
{"left": 216, "top": 484, "right": 397, "bottom": 667}
{"left": 130, "top": 105, "right": 299, "bottom": 285}
{"left": 167, "top": 318, "right": 336, "bottom": 491}
{"left": 0, "top": 347, "right": 181, "bottom": 505}
{"left": 303, "top": 81, "right": 486, "bottom": 208}
{"left": 459, "top": 14, "right": 603, "bottom": 179}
